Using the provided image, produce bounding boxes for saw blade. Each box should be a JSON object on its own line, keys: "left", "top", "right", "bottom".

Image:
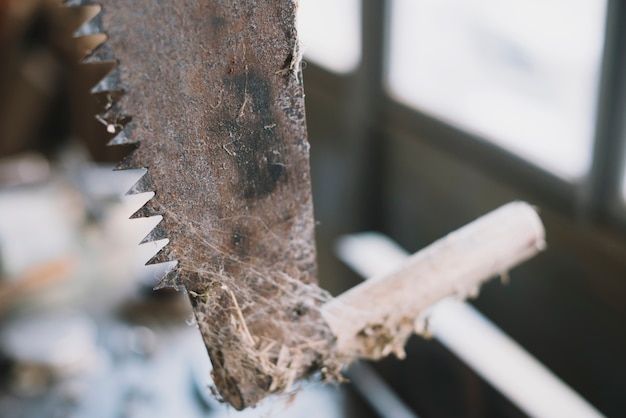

{"left": 65, "top": 0, "right": 337, "bottom": 409}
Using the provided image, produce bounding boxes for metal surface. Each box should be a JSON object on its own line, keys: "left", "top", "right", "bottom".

{"left": 67, "top": 0, "right": 336, "bottom": 409}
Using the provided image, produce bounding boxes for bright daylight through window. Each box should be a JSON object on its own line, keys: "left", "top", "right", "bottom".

{"left": 387, "top": 0, "right": 607, "bottom": 180}
{"left": 296, "top": 0, "right": 362, "bottom": 74}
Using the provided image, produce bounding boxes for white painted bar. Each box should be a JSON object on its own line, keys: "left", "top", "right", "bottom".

{"left": 324, "top": 202, "right": 545, "bottom": 360}
{"left": 336, "top": 232, "right": 604, "bottom": 418}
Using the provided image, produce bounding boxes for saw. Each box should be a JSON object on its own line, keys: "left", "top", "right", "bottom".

{"left": 66, "top": 0, "right": 337, "bottom": 409}
{"left": 63, "top": 0, "right": 547, "bottom": 411}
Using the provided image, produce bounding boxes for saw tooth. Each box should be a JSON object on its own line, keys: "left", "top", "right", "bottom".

{"left": 62, "top": 5, "right": 102, "bottom": 37}
{"left": 80, "top": 36, "right": 115, "bottom": 63}
{"left": 107, "top": 129, "right": 136, "bottom": 146}
{"left": 153, "top": 266, "right": 180, "bottom": 291}
{"left": 100, "top": 107, "right": 131, "bottom": 124}
{"left": 146, "top": 246, "right": 174, "bottom": 266}
{"left": 114, "top": 146, "right": 143, "bottom": 170}
{"left": 74, "top": 60, "right": 118, "bottom": 93}
{"left": 140, "top": 221, "right": 167, "bottom": 244}
{"left": 91, "top": 67, "right": 123, "bottom": 93}
{"left": 126, "top": 171, "right": 153, "bottom": 196}
{"left": 74, "top": 33, "right": 108, "bottom": 61}
{"left": 73, "top": 7, "right": 103, "bottom": 37}
{"left": 93, "top": 89, "right": 125, "bottom": 112}
{"left": 130, "top": 198, "right": 161, "bottom": 219}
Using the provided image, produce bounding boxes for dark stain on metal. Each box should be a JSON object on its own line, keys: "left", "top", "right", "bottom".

{"left": 227, "top": 72, "right": 287, "bottom": 200}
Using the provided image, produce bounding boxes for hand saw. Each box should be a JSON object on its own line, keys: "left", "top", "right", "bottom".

{"left": 63, "top": 0, "right": 548, "bottom": 412}
{"left": 65, "top": 0, "right": 339, "bottom": 410}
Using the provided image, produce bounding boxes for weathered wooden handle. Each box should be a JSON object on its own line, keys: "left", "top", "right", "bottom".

{"left": 322, "top": 201, "right": 546, "bottom": 360}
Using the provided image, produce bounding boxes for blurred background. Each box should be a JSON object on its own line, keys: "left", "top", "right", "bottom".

{"left": 0, "top": 0, "right": 625, "bottom": 417}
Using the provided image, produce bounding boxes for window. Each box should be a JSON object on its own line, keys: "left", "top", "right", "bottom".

{"left": 387, "top": 0, "right": 607, "bottom": 180}
{"left": 296, "top": 0, "right": 362, "bottom": 74}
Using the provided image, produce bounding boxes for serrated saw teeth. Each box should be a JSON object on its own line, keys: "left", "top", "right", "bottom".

{"left": 81, "top": 38, "right": 116, "bottom": 64}
{"left": 93, "top": 90, "right": 125, "bottom": 112}
{"left": 126, "top": 172, "right": 154, "bottom": 196}
{"left": 126, "top": 171, "right": 153, "bottom": 196}
{"left": 73, "top": 8, "right": 103, "bottom": 37}
{"left": 64, "top": 1, "right": 175, "bottom": 279}
{"left": 70, "top": 61, "right": 117, "bottom": 94}
{"left": 114, "top": 147, "right": 143, "bottom": 171}
{"left": 129, "top": 197, "right": 161, "bottom": 219}
{"left": 65, "top": 0, "right": 334, "bottom": 408}
{"left": 61, "top": 3, "right": 100, "bottom": 34}
{"left": 106, "top": 129, "right": 134, "bottom": 146}
{"left": 152, "top": 267, "right": 179, "bottom": 290}
{"left": 146, "top": 246, "right": 173, "bottom": 266}
{"left": 90, "top": 68, "right": 123, "bottom": 93}
{"left": 140, "top": 223, "right": 168, "bottom": 244}
{"left": 74, "top": 33, "right": 108, "bottom": 61}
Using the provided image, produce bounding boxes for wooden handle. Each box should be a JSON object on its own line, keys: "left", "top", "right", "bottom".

{"left": 322, "top": 201, "right": 546, "bottom": 359}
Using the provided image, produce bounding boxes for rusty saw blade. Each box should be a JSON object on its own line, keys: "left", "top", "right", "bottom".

{"left": 65, "top": 0, "right": 339, "bottom": 409}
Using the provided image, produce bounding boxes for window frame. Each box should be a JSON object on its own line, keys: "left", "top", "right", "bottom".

{"left": 304, "top": 0, "right": 626, "bottom": 231}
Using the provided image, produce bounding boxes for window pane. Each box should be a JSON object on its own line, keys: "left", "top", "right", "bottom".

{"left": 297, "top": 0, "right": 361, "bottom": 74}
{"left": 387, "top": 0, "right": 607, "bottom": 180}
